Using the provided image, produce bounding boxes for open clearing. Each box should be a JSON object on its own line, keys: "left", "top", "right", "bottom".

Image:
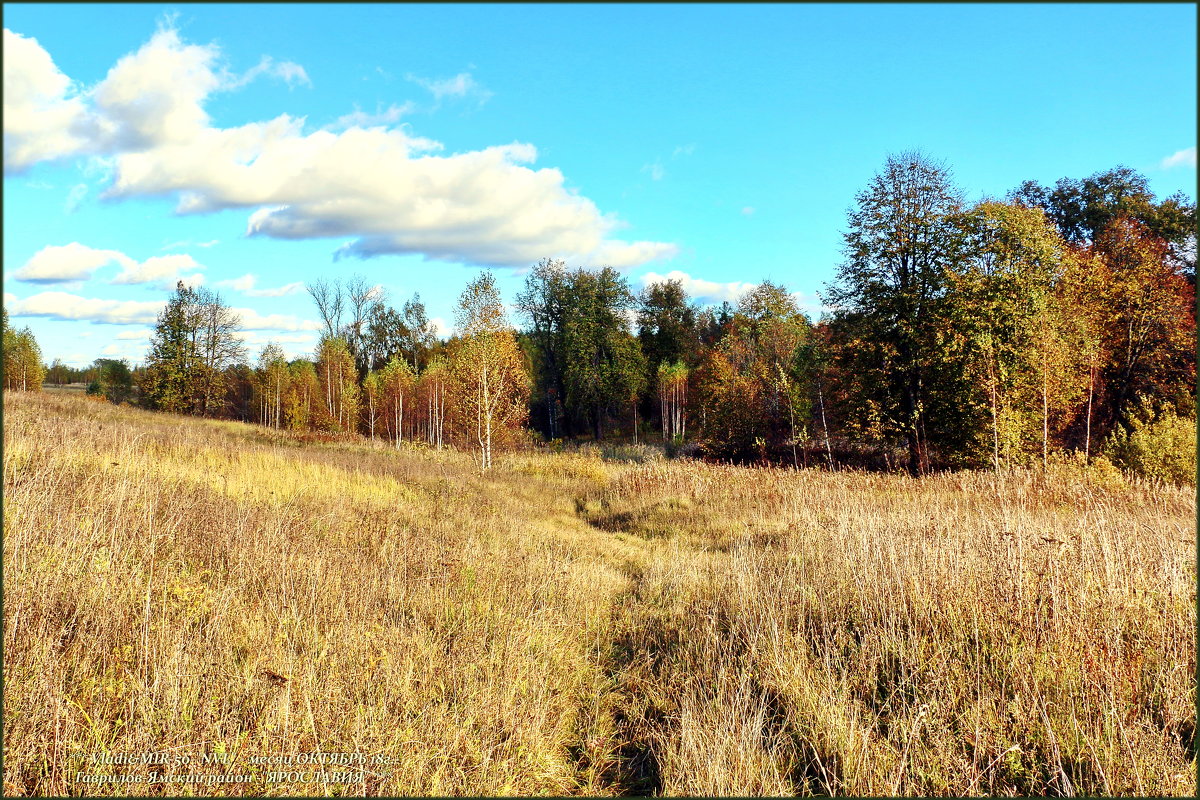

{"left": 3, "top": 391, "right": 1195, "bottom": 796}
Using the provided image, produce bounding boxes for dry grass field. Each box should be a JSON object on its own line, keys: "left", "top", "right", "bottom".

{"left": 3, "top": 390, "right": 1195, "bottom": 796}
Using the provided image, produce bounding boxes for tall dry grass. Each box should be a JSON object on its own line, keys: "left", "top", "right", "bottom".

{"left": 3, "top": 390, "right": 1195, "bottom": 796}
{"left": 577, "top": 459, "right": 1196, "bottom": 796}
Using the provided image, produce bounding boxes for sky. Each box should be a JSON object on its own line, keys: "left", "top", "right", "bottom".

{"left": 3, "top": 2, "right": 1196, "bottom": 368}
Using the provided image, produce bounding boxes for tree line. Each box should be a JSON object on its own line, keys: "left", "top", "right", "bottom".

{"left": 8, "top": 154, "right": 1195, "bottom": 476}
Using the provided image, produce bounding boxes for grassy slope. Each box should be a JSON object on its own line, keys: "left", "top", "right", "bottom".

{"left": 3, "top": 391, "right": 1195, "bottom": 796}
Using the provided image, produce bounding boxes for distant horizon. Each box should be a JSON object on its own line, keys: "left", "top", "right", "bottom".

{"left": 4, "top": 2, "right": 1196, "bottom": 368}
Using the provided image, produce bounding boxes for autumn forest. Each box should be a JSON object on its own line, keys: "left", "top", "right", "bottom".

{"left": 8, "top": 153, "right": 1194, "bottom": 483}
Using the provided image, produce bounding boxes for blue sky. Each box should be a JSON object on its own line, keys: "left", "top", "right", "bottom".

{"left": 3, "top": 2, "right": 1196, "bottom": 368}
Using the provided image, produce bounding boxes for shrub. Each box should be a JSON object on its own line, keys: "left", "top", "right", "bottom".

{"left": 1104, "top": 400, "right": 1196, "bottom": 486}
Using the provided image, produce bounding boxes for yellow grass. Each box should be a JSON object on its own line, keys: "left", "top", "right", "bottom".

{"left": 3, "top": 390, "right": 1195, "bottom": 796}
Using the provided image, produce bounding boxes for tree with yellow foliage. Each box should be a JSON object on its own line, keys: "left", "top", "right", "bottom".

{"left": 449, "top": 272, "right": 531, "bottom": 470}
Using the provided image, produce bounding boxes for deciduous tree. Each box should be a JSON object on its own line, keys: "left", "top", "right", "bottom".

{"left": 449, "top": 272, "right": 531, "bottom": 470}
{"left": 378, "top": 355, "right": 415, "bottom": 446}
{"left": 2, "top": 310, "right": 45, "bottom": 392}
{"left": 314, "top": 335, "right": 359, "bottom": 433}
{"left": 255, "top": 343, "right": 289, "bottom": 429}
{"left": 947, "top": 201, "right": 1074, "bottom": 467}
{"left": 140, "top": 282, "right": 243, "bottom": 415}
{"left": 88, "top": 358, "right": 133, "bottom": 404}
{"left": 827, "top": 151, "right": 963, "bottom": 474}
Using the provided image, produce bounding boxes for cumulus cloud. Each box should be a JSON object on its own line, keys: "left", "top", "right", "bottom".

{"left": 13, "top": 242, "right": 204, "bottom": 288}
{"left": 5, "top": 290, "right": 166, "bottom": 324}
{"left": 14, "top": 243, "right": 126, "bottom": 283}
{"left": 110, "top": 253, "right": 205, "bottom": 287}
{"left": 3, "top": 26, "right": 309, "bottom": 167}
{"left": 214, "top": 273, "right": 305, "bottom": 297}
{"left": 88, "top": 26, "right": 225, "bottom": 151}
{"left": 2, "top": 29, "right": 92, "bottom": 172}
{"left": 1161, "top": 146, "right": 1196, "bottom": 170}
{"left": 5, "top": 289, "right": 319, "bottom": 333}
{"left": 115, "top": 329, "right": 152, "bottom": 339}
{"left": 2, "top": 25, "right": 677, "bottom": 269}
{"left": 641, "top": 270, "right": 759, "bottom": 305}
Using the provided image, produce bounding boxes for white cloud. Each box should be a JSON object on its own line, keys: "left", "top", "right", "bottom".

{"left": 331, "top": 102, "right": 414, "bottom": 131}
{"left": 5, "top": 25, "right": 677, "bottom": 270}
{"left": 214, "top": 273, "right": 305, "bottom": 297}
{"left": 790, "top": 290, "right": 829, "bottom": 319}
{"left": 161, "top": 238, "right": 219, "bottom": 251}
{"left": 110, "top": 253, "right": 205, "bottom": 288}
{"left": 223, "top": 55, "right": 311, "bottom": 91}
{"left": 270, "top": 61, "right": 310, "bottom": 89}
{"left": 233, "top": 330, "right": 316, "bottom": 362}
{"left": 6, "top": 289, "right": 319, "bottom": 334}
{"left": 115, "top": 329, "right": 152, "bottom": 339}
{"left": 89, "top": 26, "right": 225, "bottom": 151}
{"left": 98, "top": 339, "right": 149, "bottom": 364}
{"left": 406, "top": 71, "right": 491, "bottom": 104}
{"left": 246, "top": 282, "right": 306, "bottom": 298}
{"left": 3, "top": 25, "right": 310, "bottom": 168}
{"left": 741, "top": 206, "right": 755, "bottom": 216}
{"left": 234, "top": 331, "right": 315, "bottom": 345}
{"left": 2, "top": 29, "right": 93, "bottom": 173}
{"left": 429, "top": 316, "right": 451, "bottom": 339}
{"left": 672, "top": 144, "right": 696, "bottom": 158}
{"left": 214, "top": 273, "right": 257, "bottom": 292}
{"left": 13, "top": 242, "right": 206, "bottom": 288}
{"left": 5, "top": 290, "right": 166, "bottom": 324}
{"left": 1161, "top": 146, "right": 1196, "bottom": 170}
{"left": 641, "top": 270, "right": 759, "bottom": 305}
{"left": 14, "top": 243, "right": 127, "bottom": 283}
{"left": 642, "top": 161, "right": 665, "bottom": 181}
{"left": 65, "top": 182, "right": 89, "bottom": 213}
{"left": 230, "top": 306, "right": 321, "bottom": 332}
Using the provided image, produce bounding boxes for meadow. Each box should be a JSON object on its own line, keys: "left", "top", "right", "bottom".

{"left": 2, "top": 390, "right": 1195, "bottom": 796}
